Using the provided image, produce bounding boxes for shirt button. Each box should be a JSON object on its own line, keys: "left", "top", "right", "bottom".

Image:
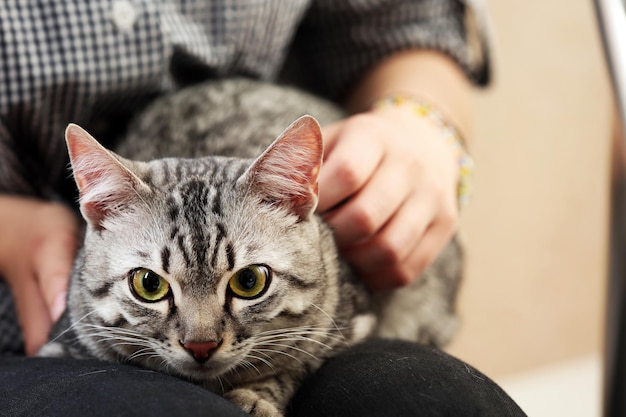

{"left": 112, "top": 0, "right": 138, "bottom": 32}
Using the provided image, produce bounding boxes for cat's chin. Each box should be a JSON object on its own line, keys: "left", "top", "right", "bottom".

{"left": 177, "top": 360, "right": 236, "bottom": 381}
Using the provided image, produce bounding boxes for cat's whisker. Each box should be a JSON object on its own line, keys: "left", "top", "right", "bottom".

{"left": 256, "top": 341, "right": 319, "bottom": 360}
{"left": 127, "top": 347, "right": 158, "bottom": 362}
{"left": 248, "top": 348, "right": 274, "bottom": 361}
{"left": 253, "top": 348, "right": 305, "bottom": 366}
{"left": 216, "top": 375, "right": 226, "bottom": 395}
{"left": 78, "top": 327, "right": 152, "bottom": 343}
{"left": 309, "top": 303, "right": 346, "bottom": 342}
{"left": 99, "top": 332, "right": 183, "bottom": 377}
{"left": 91, "top": 336, "right": 156, "bottom": 353}
{"left": 262, "top": 335, "right": 337, "bottom": 351}
{"left": 244, "top": 324, "right": 346, "bottom": 369}
{"left": 77, "top": 322, "right": 150, "bottom": 337}
{"left": 46, "top": 310, "right": 100, "bottom": 344}
{"left": 256, "top": 329, "right": 344, "bottom": 343}
{"left": 257, "top": 324, "right": 349, "bottom": 340}
{"left": 239, "top": 359, "right": 263, "bottom": 376}
{"left": 255, "top": 327, "right": 332, "bottom": 337}
{"left": 255, "top": 325, "right": 347, "bottom": 336}
{"left": 125, "top": 346, "right": 154, "bottom": 358}
{"left": 244, "top": 352, "right": 275, "bottom": 371}
{"left": 238, "top": 360, "right": 252, "bottom": 372}
{"left": 79, "top": 324, "right": 156, "bottom": 341}
{"left": 76, "top": 324, "right": 164, "bottom": 358}
{"left": 253, "top": 326, "right": 345, "bottom": 350}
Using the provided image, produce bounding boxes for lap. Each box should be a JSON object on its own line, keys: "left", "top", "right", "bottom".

{"left": 0, "top": 340, "right": 526, "bottom": 417}
{"left": 289, "top": 339, "right": 527, "bottom": 417}
{"left": 0, "top": 357, "right": 248, "bottom": 417}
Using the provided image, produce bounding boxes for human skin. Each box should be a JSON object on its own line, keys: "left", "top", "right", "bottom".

{"left": 319, "top": 49, "right": 471, "bottom": 290}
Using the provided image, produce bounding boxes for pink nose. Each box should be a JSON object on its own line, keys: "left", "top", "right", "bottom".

{"left": 180, "top": 340, "right": 220, "bottom": 363}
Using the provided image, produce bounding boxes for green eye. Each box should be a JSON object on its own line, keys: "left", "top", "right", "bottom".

{"left": 229, "top": 265, "right": 271, "bottom": 299}
{"left": 129, "top": 268, "right": 170, "bottom": 302}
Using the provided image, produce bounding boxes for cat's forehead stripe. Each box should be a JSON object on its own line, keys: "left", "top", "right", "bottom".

{"left": 169, "top": 225, "right": 179, "bottom": 241}
{"left": 180, "top": 179, "right": 210, "bottom": 216}
{"left": 226, "top": 242, "right": 235, "bottom": 271}
{"left": 177, "top": 235, "right": 191, "bottom": 266}
{"left": 161, "top": 246, "right": 171, "bottom": 274}
{"left": 212, "top": 183, "right": 222, "bottom": 216}
{"left": 210, "top": 223, "right": 228, "bottom": 269}
{"left": 166, "top": 196, "right": 179, "bottom": 221}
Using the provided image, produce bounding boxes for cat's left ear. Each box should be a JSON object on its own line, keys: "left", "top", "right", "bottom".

{"left": 243, "top": 115, "right": 323, "bottom": 220}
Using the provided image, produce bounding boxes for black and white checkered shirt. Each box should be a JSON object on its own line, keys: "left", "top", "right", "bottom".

{"left": 0, "top": 0, "right": 489, "bottom": 355}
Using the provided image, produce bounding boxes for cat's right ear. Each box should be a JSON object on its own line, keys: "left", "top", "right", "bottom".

{"left": 65, "top": 124, "right": 150, "bottom": 230}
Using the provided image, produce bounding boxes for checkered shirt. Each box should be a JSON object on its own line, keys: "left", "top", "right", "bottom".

{"left": 0, "top": 0, "right": 489, "bottom": 355}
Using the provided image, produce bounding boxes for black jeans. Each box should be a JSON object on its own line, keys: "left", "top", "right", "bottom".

{"left": 0, "top": 339, "right": 526, "bottom": 417}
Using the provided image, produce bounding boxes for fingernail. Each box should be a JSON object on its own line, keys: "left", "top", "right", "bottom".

{"left": 51, "top": 292, "right": 67, "bottom": 322}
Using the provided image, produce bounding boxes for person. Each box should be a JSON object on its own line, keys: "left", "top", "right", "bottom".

{"left": 0, "top": 1, "right": 525, "bottom": 416}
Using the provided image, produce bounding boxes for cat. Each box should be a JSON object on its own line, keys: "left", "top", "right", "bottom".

{"left": 39, "top": 78, "right": 461, "bottom": 417}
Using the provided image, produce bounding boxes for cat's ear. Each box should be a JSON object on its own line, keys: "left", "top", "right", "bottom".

{"left": 65, "top": 124, "right": 150, "bottom": 230}
{"left": 243, "top": 115, "right": 323, "bottom": 220}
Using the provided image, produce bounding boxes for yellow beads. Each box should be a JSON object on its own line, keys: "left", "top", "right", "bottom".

{"left": 373, "top": 94, "right": 474, "bottom": 208}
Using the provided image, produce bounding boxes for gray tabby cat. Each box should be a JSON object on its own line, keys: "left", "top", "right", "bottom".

{"left": 39, "top": 78, "right": 461, "bottom": 417}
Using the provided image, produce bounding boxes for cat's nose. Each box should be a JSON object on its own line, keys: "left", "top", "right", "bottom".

{"left": 180, "top": 340, "right": 221, "bottom": 363}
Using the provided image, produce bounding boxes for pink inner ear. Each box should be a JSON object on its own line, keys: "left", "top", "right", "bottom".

{"left": 65, "top": 125, "right": 109, "bottom": 192}
{"left": 249, "top": 115, "right": 324, "bottom": 219}
{"left": 65, "top": 124, "right": 145, "bottom": 229}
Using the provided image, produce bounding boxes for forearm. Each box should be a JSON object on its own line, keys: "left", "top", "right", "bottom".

{"left": 344, "top": 49, "right": 473, "bottom": 143}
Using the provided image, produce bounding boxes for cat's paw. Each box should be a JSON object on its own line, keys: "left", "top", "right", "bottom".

{"left": 225, "top": 388, "right": 283, "bottom": 417}
{"left": 37, "top": 342, "right": 68, "bottom": 357}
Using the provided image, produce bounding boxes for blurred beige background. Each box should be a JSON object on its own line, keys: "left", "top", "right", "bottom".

{"left": 446, "top": 0, "right": 612, "bottom": 395}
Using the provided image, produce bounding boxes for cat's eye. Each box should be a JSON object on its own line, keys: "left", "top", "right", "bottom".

{"left": 129, "top": 268, "right": 171, "bottom": 302}
{"left": 228, "top": 265, "right": 271, "bottom": 299}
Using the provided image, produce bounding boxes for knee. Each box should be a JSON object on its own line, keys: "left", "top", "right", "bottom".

{"left": 288, "top": 339, "right": 526, "bottom": 417}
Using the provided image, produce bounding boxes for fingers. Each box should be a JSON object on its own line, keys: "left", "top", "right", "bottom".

{"left": 324, "top": 155, "right": 413, "bottom": 247}
{"left": 0, "top": 197, "right": 79, "bottom": 355}
{"left": 317, "top": 109, "right": 461, "bottom": 292}
{"left": 341, "top": 193, "right": 433, "bottom": 272}
{"left": 11, "top": 268, "right": 52, "bottom": 356}
{"left": 357, "top": 208, "right": 457, "bottom": 292}
{"left": 32, "top": 230, "right": 76, "bottom": 322}
{"left": 340, "top": 190, "right": 457, "bottom": 291}
{"left": 317, "top": 117, "right": 385, "bottom": 213}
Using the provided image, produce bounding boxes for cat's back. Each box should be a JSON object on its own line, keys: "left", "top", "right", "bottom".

{"left": 117, "top": 78, "right": 344, "bottom": 160}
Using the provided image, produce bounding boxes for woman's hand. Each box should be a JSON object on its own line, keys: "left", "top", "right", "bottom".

{"left": 0, "top": 196, "right": 80, "bottom": 355}
{"left": 317, "top": 104, "right": 460, "bottom": 291}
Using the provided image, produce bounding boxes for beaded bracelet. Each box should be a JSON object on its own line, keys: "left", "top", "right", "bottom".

{"left": 372, "top": 94, "right": 474, "bottom": 208}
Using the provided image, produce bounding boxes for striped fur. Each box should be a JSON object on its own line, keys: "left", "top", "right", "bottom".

{"left": 39, "top": 79, "right": 461, "bottom": 417}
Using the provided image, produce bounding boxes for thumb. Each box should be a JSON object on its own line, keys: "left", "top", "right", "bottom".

{"left": 32, "top": 231, "right": 77, "bottom": 322}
